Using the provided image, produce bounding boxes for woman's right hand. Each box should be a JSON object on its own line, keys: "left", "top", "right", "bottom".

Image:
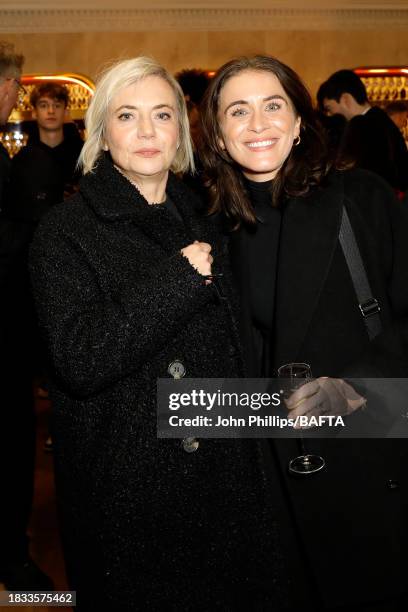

{"left": 181, "top": 241, "right": 213, "bottom": 277}
{"left": 285, "top": 377, "right": 366, "bottom": 427}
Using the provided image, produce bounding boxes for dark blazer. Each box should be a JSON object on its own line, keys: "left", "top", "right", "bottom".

{"left": 29, "top": 154, "right": 291, "bottom": 611}
{"left": 3, "top": 125, "right": 83, "bottom": 224}
{"left": 341, "top": 106, "right": 408, "bottom": 192}
{"left": 230, "top": 168, "right": 408, "bottom": 609}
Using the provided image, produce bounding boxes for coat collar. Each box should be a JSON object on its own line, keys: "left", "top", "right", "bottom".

{"left": 79, "top": 152, "right": 205, "bottom": 252}
{"left": 273, "top": 171, "right": 345, "bottom": 368}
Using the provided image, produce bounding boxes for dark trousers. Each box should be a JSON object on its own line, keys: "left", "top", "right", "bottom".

{"left": 0, "top": 373, "right": 35, "bottom": 565}
{"left": 0, "top": 222, "right": 36, "bottom": 566}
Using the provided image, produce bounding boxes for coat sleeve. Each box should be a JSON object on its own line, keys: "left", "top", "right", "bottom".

{"left": 29, "top": 217, "right": 215, "bottom": 398}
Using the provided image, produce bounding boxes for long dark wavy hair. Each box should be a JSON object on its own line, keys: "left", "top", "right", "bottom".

{"left": 200, "top": 55, "right": 330, "bottom": 228}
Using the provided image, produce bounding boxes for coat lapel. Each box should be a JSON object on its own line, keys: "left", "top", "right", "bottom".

{"left": 165, "top": 173, "right": 208, "bottom": 244}
{"left": 79, "top": 154, "right": 203, "bottom": 255}
{"left": 273, "top": 173, "right": 344, "bottom": 368}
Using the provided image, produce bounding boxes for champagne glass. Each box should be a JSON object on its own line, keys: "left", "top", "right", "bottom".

{"left": 277, "top": 362, "right": 325, "bottom": 475}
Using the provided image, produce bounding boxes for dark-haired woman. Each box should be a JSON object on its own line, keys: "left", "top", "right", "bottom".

{"left": 200, "top": 55, "right": 408, "bottom": 611}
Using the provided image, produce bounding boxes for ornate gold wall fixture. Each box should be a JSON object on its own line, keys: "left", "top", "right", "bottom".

{"left": 354, "top": 66, "right": 408, "bottom": 143}
{"left": 1, "top": 72, "right": 95, "bottom": 158}
{"left": 355, "top": 67, "right": 408, "bottom": 105}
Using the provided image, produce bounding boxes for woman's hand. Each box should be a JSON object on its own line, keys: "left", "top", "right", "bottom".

{"left": 285, "top": 377, "right": 366, "bottom": 426}
{"left": 181, "top": 241, "right": 213, "bottom": 277}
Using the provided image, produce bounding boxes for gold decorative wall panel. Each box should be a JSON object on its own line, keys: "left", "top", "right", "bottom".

{"left": 355, "top": 67, "right": 408, "bottom": 104}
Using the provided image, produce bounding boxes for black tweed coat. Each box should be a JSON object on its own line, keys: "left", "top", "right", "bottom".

{"left": 29, "top": 155, "right": 289, "bottom": 611}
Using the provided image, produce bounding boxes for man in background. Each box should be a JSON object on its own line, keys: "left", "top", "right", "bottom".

{"left": 175, "top": 68, "right": 210, "bottom": 149}
{"left": 0, "top": 41, "right": 53, "bottom": 591}
{"left": 4, "top": 82, "right": 83, "bottom": 447}
{"left": 175, "top": 68, "right": 211, "bottom": 198}
{"left": 317, "top": 69, "right": 408, "bottom": 192}
{"left": 385, "top": 100, "right": 408, "bottom": 136}
{"left": 5, "top": 82, "right": 83, "bottom": 225}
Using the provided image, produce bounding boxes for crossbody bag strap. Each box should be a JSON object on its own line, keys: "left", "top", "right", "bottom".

{"left": 339, "top": 206, "right": 382, "bottom": 340}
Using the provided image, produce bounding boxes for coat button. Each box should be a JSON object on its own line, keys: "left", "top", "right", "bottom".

{"left": 386, "top": 479, "right": 399, "bottom": 490}
{"left": 182, "top": 437, "right": 199, "bottom": 453}
{"left": 168, "top": 360, "right": 186, "bottom": 379}
{"left": 229, "top": 345, "right": 236, "bottom": 357}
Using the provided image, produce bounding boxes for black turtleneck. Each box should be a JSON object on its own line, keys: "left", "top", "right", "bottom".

{"left": 244, "top": 178, "right": 282, "bottom": 337}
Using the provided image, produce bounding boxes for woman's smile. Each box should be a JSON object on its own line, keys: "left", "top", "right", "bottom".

{"left": 245, "top": 138, "right": 278, "bottom": 150}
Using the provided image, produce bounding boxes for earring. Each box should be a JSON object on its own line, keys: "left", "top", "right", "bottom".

{"left": 103, "top": 144, "right": 109, "bottom": 151}
{"left": 293, "top": 135, "right": 301, "bottom": 147}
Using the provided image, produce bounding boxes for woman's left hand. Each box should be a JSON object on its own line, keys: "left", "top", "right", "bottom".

{"left": 285, "top": 377, "right": 366, "bottom": 425}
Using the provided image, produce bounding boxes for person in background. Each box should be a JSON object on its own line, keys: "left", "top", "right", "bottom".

{"left": 3, "top": 82, "right": 83, "bottom": 411}
{"left": 315, "top": 111, "right": 347, "bottom": 166}
{"left": 175, "top": 68, "right": 210, "bottom": 148}
{"left": 200, "top": 54, "right": 408, "bottom": 611}
{"left": 317, "top": 69, "right": 408, "bottom": 193}
{"left": 0, "top": 42, "right": 23, "bottom": 206}
{"left": 29, "top": 56, "right": 290, "bottom": 610}
{"left": 175, "top": 68, "right": 211, "bottom": 197}
{"left": 385, "top": 100, "right": 408, "bottom": 136}
{"left": 0, "top": 40, "right": 53, "bottom": 591}
{"left": 5, "top": 82, "right": 83, "bottom": 226}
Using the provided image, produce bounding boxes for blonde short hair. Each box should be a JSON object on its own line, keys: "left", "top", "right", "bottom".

{"left": 79, "top": 56, "right": 194, "bottom": 175}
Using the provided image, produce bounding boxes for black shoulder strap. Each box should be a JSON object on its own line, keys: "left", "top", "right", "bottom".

{"left": 339, "top": 206, "right": 382, "bottom": 340}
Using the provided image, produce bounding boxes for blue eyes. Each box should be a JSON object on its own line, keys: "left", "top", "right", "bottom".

{"left": 231, "top": 108, "right": 247, "bottom": 117}
{"left": 117, "top": 111, "right": 172, "bottom": 121}
{"left": 156, "top": 111, "right": 171, "bottom": 120}
{"left": 230, "top": 103, "right": 281, "bottom": 117}
{"left": 266, "top": 102, "right": 281, "bottom": 111}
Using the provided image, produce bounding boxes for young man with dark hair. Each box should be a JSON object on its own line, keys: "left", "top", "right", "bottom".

{"left": 5, "top": 82, "right": 83, "bottom": 224}
{"left": 29, "top": 81, "right": 69, "bottom": 108}
{"left": 317, "top": 69, "right": 408, "bottom": 192}
{"left": 317, "top": 69, "right": 369, "bottom": 118}
{"left": 3, "top": 82, "right": 83, "bottom": 482}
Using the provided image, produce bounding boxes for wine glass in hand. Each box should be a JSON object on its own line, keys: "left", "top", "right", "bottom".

{"left": 277, "top": 362, "right": 326, "bottom": 475}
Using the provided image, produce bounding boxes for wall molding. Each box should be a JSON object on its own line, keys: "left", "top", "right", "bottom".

{"left": 1, "top": 8, "right": 408, "bottom": 32}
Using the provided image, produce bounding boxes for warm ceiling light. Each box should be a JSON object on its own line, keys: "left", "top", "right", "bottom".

{"left": 22, "top": 73, "right": 95, "bottom": 95}
{"left": 354, "top": 67, "right": 408, "bottom": 76}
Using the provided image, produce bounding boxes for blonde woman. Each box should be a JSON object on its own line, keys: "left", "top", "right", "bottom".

{"left": 29, "top": 57, "right": 288, "bottom": 610}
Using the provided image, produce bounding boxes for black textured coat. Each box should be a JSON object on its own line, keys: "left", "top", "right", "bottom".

{"left": 231, "top": 168, "right": 408, "bottom": 609}
{"left": 29, "top": 155, "right": 290, "bottom": 611}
